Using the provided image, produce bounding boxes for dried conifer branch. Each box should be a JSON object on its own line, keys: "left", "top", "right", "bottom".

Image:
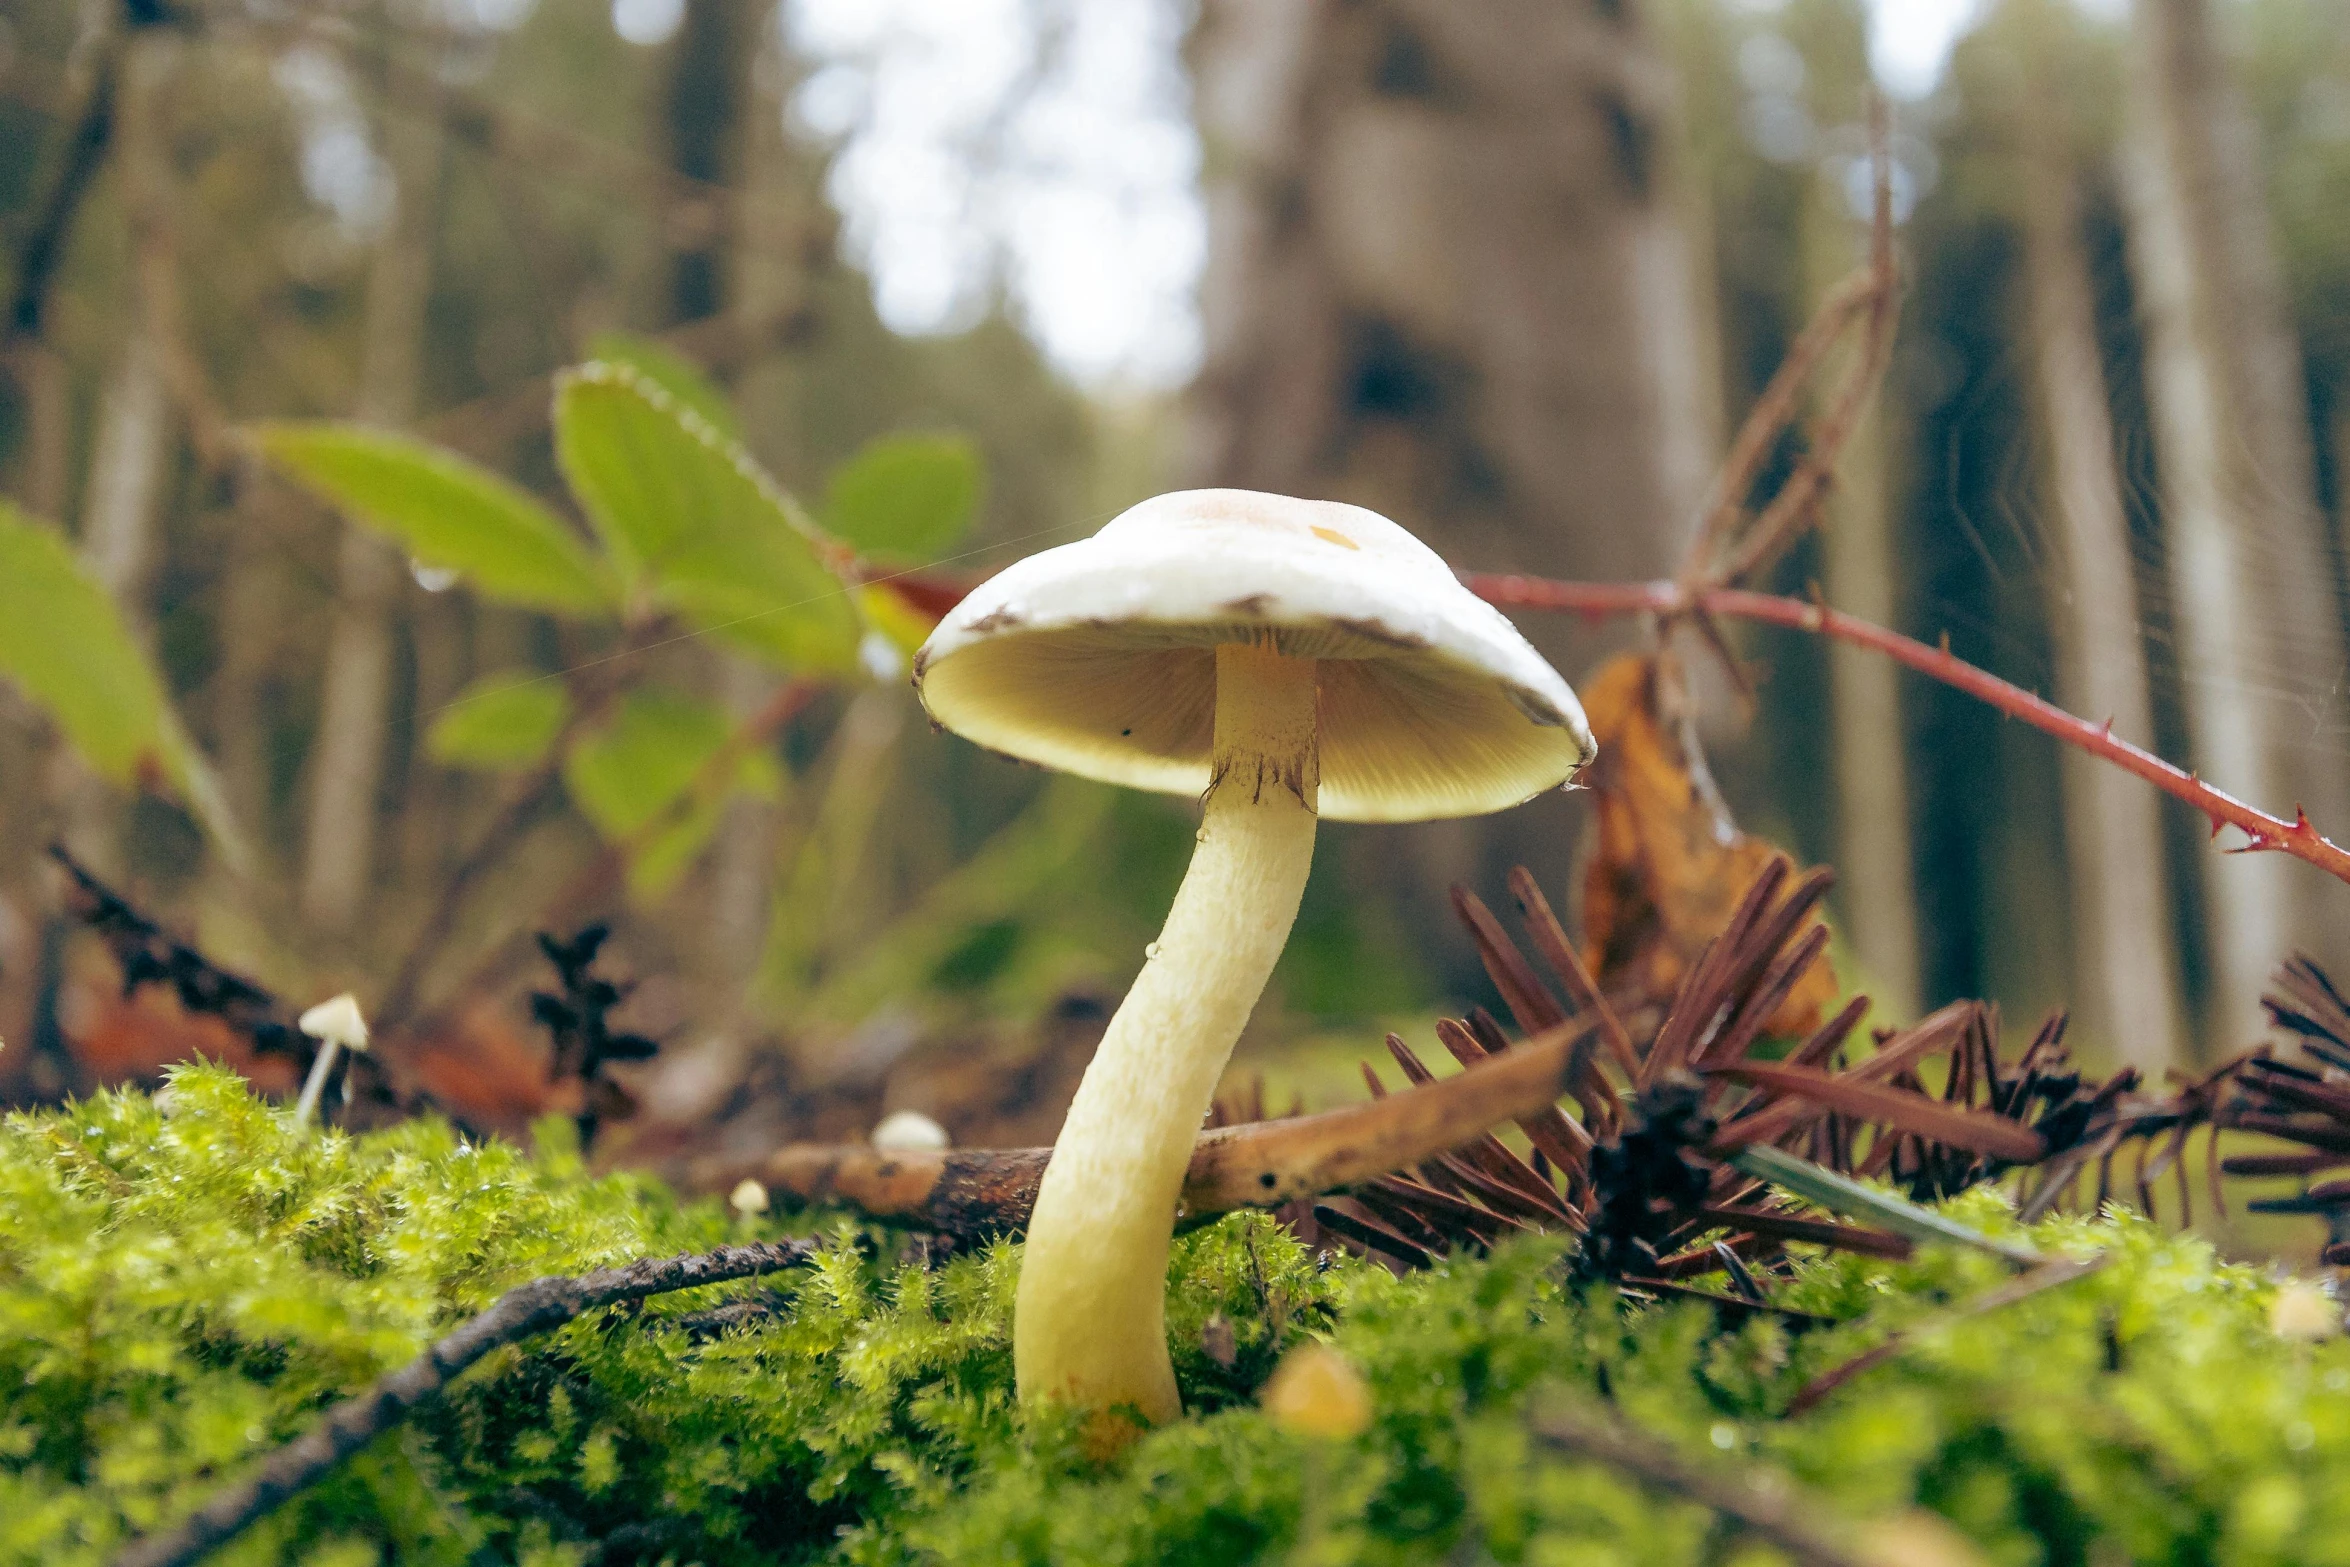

{"left": 50, "top": 844, "right": 307, "bottom": 1065}
{"left": 698, "top": 1016, "right": 1604, "bottom": 1237}
{"left": 529, "top": 925, "right": 659, "bottom": 1149}
{"left": 110, "top": 1239, "right": 820, "bottom": 1567}
{"left": 1528, "top": 1400, "right": 1873, "bottom": 1567}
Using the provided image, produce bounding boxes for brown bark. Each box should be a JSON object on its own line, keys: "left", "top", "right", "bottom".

{"left": 2115, "top": 0, "right": 2350, "bottom": 1049}
{"left": 1183, "top": 0, "right": 1716, "bottom": 986}
{"left": 2010, "top": 4, "right": 2184, "bottom": 1074}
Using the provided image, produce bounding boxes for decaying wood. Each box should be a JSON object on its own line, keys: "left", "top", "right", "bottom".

{"left": 692, "top": 1015, "right": 1604, "bottom": 1238}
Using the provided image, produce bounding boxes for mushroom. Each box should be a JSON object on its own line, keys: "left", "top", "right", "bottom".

{"left": 293, "top": 992, "right": 370, "bottom": 1129}
{"left": 872, "top": 1108, "right": 952, "bottom": 1151}
{"left": 913, "top": 488, "right": 1593, "bottom": 1433}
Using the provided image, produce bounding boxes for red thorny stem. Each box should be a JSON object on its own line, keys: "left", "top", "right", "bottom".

{"left": 1462, "top": 572, "right": 2350, "bottom": 890}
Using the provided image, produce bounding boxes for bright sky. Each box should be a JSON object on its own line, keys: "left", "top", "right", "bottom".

{"left": 745, "top": 0, "right": 2063, "bottom": 390}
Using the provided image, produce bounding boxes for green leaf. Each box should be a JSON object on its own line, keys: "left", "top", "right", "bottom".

{"left": 562, "top": 688, "right": 782, "bottom": 896}
{"left": 1728, "top": 1144, "right": 2046, "bottom": 1267}
{"left": 553, "top": 362, "right": 863, "bottom": 673}
{"left": 582, "top": 330, "right": 739, "bottom": 438}
{"left": 253, "top": 423, "right": 614, "bottom": 616}
{"left": 427, "top": 674, "right": 572, "bottom": 771}
{"left": 822, "top": 431, "right": 982, "bottom": 562}
{"left": 0, "top": 502, "right": 177, "bottom": 787}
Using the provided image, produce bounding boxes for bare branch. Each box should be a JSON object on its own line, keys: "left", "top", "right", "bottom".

{"left": 1462, "top": 575, "right": 2350, "bottom": 890}
{"left": 1677, "top": 94, "right": 1900, "bottom": 591}
{"left": 1708, "top": 96, "right": 1903, "bottom": 589}
{"left": 1528, "top": 1400, "right": 1872, "bottom": 1567}
{"left": 1784, "top": 1252, "right": 2108, "bottom": 1416}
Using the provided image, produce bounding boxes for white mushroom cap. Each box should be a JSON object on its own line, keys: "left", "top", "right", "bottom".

{"left": 871, "top": 1108, "right": 952, "bottom": 1152}
{"left": 297, "top": 993, "right": 371, "bottom": 1054}
{"left": 914, "top": 489, "right": 1593, "bottom": 822}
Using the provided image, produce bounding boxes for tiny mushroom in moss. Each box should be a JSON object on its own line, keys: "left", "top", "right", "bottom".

{"left": 913, "top": 488, "right": 1592, "bottom": 1436}
{"left": 292, "top": 992, "right": 370, "bottom": 1128}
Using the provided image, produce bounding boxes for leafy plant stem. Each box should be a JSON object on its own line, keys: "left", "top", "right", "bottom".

{"left": 375, "top": 633, "right": 658, "bottom": 1031}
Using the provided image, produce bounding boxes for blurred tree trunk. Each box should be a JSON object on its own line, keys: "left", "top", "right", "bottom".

{"left": 2010, "top": 3, "right": 2184, "bottom": 1073}
{"left": 213, "top": 462, "right": 289, "bottom": 846}
{"left": 665, "top": 0, "right": 783, "bottom": 985}
{"left": 666, "top": 0, "right": 751, "bottom": 325}
{"left": 1184, "top": 0, "right": 1716, "bottom": 987}
{"left": 2116, "top": 0, "right": 2350, "bottom": 1049}
{"left": 298, "top": 89, "right": 442, "bottom": 936}
{"left": 9, "top": 25, "right": 182, "bottom": 1102}
{"left": 1806, "top": 191, "right": 1921, "bottom": 1021}
{"left": 57, "top": 30, "right": 181, "bottom": 880}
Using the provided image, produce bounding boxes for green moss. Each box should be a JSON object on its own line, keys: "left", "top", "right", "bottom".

{"left": 5, "top": 1069, "right": 2349, "bottom": 1565}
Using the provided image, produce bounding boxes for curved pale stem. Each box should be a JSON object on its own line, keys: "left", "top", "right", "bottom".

{"left": 1014, "top": 640, "right": 1319, "bottom": 1432}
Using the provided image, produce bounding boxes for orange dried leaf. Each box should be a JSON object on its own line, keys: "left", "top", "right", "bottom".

{"left": 1577, "top": 653, "right": 1837, "bottom": 1037}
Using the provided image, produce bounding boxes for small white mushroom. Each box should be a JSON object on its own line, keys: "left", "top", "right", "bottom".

{"left": 914, "top": 488, "right": 1592, "bottom": 1433}
{"left": 729, "top": 1178, "right": 771, "bottom": 1217}
{"left": 871, "top": 1109, "right": 952, "bottom": 1152}
{"left": 2272, "top": 1279, "right": 2341, "bottom": 1341}
{"left": 293, "top": 993, "right": 371, "bottom": 1129}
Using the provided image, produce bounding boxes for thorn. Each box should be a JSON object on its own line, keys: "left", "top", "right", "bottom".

{"left": 1938, "top": 630, "right": 1952, "bottom": 655}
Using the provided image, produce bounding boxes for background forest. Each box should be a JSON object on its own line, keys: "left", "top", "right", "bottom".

{"left": 2, "top": 0, "right": 2349, "bottom": 1184}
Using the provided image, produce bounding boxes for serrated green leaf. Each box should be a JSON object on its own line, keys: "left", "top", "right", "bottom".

{"left": 582, "top": 330, "right": 739, "bottom": 438}
{"left": 553, "top": 362, "right": 863, "bottom": 672}
{"left": 427, "top": 674, "right": 572, "bottom": 772}
{"left": 822, "top": 431, "right": 982, "bottom": 562}
{"left": 562, "top": 688, "right": 782, "bottom": 896}
{"left": 253, "top": 423, "right": 614, "bottom": 615}
{"left": 0, "top": 501, "right": 176, "bottom": 787}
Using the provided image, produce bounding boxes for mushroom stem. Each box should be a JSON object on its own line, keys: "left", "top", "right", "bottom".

{"left": 1014, "top": 638, "right": 1320, "bottom": 1432}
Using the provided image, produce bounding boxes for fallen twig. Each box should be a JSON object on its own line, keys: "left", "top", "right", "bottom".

{"left": 110, "top": 1239, "right": 819, "bottom": 1567}
{"left": 698, "top": 1016, "right": 1605, "bottom": 1238}
{"left": 1529, "top": 1400, "right": 1872, "bottom": 1567}
{"left": 1784, "top": 1251, "right": 2108, "bottom": 1416}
